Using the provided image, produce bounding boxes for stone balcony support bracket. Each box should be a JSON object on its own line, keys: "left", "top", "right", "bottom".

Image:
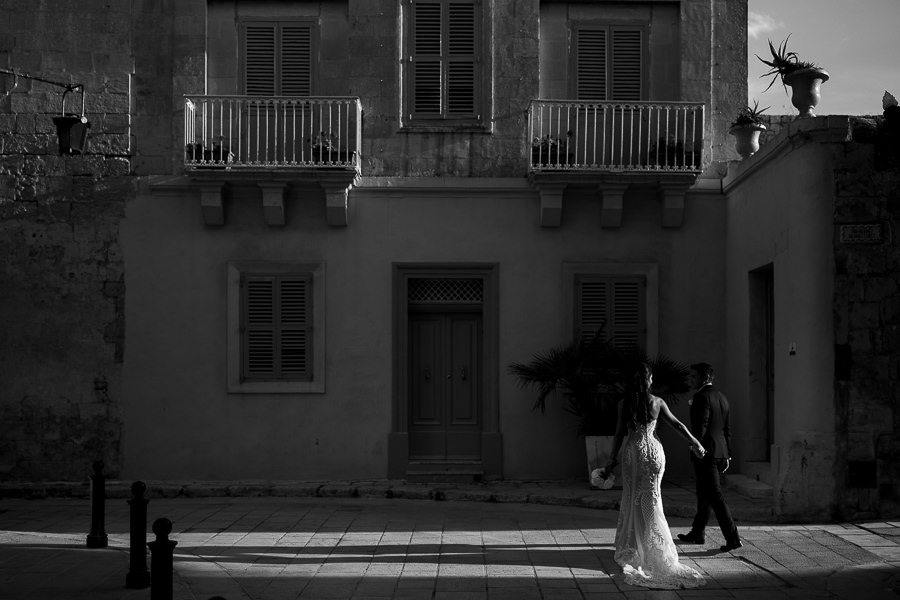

{"left": 258, "top": 182, "right": 287, "bottom": 226}
{"left": 659, "top": 182, "right": 689, "bottom": 228}
{"left": 151, "top": 168, "right": 360, "bottom": 227}
{"left": 527, "top": 175, "right": 566, "bottom": 227}
{"left": 599, "top": 183, "right": 630, "bottom": 229}
{"left": 198, "top": 182, "right": 225, "bottom": 226}
{"left": 322, "top": 180, "right": 354, "bottom": 227}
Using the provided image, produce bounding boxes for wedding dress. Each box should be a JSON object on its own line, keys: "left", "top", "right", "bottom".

{"left": 613, "top": 418, "right": 706, "bottom": 589}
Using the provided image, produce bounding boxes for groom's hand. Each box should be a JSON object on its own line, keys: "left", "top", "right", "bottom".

{"left": 722, "top": 458, "right": 730, "bottom": 473}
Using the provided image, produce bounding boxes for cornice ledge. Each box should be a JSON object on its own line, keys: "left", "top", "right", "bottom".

{"left": 723, "top": 115, "right": 853, "bottom": 192}
{"left": 355, "top": 176, "right": 531, "bottom": 194}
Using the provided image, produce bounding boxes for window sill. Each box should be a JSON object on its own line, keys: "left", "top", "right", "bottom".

{"left": 399, "top": 124, "right": 492, "bottom": 135}
{"left": 228, "top": 380, "right": 324, "bottom": 395}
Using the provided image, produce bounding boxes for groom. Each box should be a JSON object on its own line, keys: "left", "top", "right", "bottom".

{"left": 677, "top": 362, "right": 742, "bottom": 552}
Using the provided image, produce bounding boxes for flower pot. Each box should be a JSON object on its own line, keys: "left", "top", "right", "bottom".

{"left": 585, "top": 435, "right": 615, "bottom": 489}
{"left": 783, "top": 67, "right": 829, "bottom": 118}
{"left": 729, "top": 123, "right": 766, "bottom": 159}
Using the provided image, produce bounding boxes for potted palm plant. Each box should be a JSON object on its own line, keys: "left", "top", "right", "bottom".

{"left": 757, "top": 35, "right": 828, "bottom": 118}
{"left": 729, "top": 100, "right": 769, "bottom": 159}
{"left": 508, "top": 330, "right": 691, "bottom": 488}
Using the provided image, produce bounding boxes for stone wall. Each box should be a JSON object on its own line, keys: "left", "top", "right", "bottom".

{"left": 0, "top": 0, "right": 134, "bottom": 480}
{"left": 832, "top": 115, "right": 900, "bottom": 519}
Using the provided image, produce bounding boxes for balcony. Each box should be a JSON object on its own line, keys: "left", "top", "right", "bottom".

{"left": 527, "top": 99, "right": 705, "bottom": 227}
{"left": 184, "top": 95, "right": 361, "bottom": 170}
{"left": 182, "top": 95, "right": 362, "bottom": 226}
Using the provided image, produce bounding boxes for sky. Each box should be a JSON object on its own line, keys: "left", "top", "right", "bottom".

{"left": 747, "top": 0, "right": 900, "bottom": 116}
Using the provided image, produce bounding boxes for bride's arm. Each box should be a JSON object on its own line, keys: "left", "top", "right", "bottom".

{"left": 657, "top": 398, "right": 705, "bottom": 457}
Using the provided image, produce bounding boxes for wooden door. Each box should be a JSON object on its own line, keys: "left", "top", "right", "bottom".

{"left": 408, "top": 312, "right": 482, "bottom": 463}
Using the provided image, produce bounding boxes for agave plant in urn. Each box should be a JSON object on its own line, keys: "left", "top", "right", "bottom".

{"left": 729, "top": 100, "right": 769, "bottom": 159}
{"left": 758, "top": 35, "right": 829, "bottom": 118}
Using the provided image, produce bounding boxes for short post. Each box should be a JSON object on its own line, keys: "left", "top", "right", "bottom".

{"left": 125, "top": 481, "right": 151, "bottom": 589}
{"left": 86, "top": 460, "right": 108, "bottom": 548}
{"left": 148, "top": 517, "right": 177, "bottom": 600}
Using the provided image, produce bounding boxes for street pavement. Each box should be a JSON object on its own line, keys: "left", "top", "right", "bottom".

{"left": 1, "top": 479, "right": 899, "bottom": 600}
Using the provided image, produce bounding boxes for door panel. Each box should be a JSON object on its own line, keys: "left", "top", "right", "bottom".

{"left": 409, "top": 312, "right": 482, "bottom": 462}
{"left": 447, "top": 315, "right": 481, "bottom": 460}
{"left": 409, "top": 316, "right": 444, "bottom": 460}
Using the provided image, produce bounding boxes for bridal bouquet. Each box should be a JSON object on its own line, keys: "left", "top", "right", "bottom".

{"left": 590, "top": 467, "right": 616, "bottom": 490}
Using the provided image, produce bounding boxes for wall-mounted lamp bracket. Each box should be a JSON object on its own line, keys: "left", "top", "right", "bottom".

{"left": 1, "top": 67, "right": 90, "bottom": 155}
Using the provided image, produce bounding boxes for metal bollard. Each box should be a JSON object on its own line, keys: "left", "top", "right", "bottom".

{"left": 125, "top": 481, "right": 151, "bottom": 588}
{"left": 85, "top": 460, "right": 108, "bottom": 548}
{"left": 148, "top": 517, "right": 177, "bottom": 600}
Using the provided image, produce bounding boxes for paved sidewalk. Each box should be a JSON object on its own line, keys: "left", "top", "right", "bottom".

{"left": 2, "top": 480, "right": 900, "bottom": 600}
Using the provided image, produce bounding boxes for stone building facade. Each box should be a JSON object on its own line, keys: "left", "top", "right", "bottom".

{"left": 0, "top": 0, "right": 134, "bottom": 479}
{"left": 3, "top": 0, "right": 897, "bottom": 520}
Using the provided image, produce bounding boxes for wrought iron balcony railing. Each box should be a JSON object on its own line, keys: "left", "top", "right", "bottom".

{"left": 184, "top": 95, "right": 362, "bottom": 171}
{"left": 528, "top": 100, "right": 705, "bottom": 173}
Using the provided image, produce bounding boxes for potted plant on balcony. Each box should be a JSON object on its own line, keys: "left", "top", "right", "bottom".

{"left": 757, "top": 35, "right": 829, "bottom": 118}
{"left": 531, "top": 133, "right": 572, "bottom": 167}
{"left": 185, "top": 138, "right": 233, "bottom": 167}
{"left": 508, "top": 330, "right": 691, "bottom": 488}
{"left": 729, "top": 100, "right": 769, "bottom": 159}
{"left": 310, "top": 131, "right": 350, "bottom": 164}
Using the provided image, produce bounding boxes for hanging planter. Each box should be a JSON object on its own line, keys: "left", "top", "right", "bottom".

{"left": 757, "top": 35, "right": 828, "bottom": 118}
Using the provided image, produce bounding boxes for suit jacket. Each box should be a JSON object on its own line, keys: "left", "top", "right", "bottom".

{"left": 689, "top": 384, "right": 732, "bottom": 460}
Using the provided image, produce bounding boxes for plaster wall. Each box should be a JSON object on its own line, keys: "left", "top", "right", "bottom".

{"left": 724, "top": 141, "right": 836, "bottom": 518}
{"left": 121, "top": 181, "right": 727, "bottom": 481}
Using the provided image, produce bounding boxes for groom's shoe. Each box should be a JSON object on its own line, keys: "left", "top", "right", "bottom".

{"left": 719, "top": 539, "right": 743, "bottom": 552}
{"left": 677, "top": 532, "right": 705, "bottom": 544}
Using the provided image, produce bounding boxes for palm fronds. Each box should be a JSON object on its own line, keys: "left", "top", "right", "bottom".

{"left": 508, "top": 328, "right": 692, "bottom": 436}
{"left": 756, "top": 35, "right": 819, "bottom": 93}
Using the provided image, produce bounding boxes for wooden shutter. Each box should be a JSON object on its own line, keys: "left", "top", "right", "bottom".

{"left": 281, "top": 25, "right": 312, "bottom": 96}
{"left": 576, "top": 276, "right": 645, "bottom": 350}
{"left": 446, "top": 2, "right": 476, "bottom": 116}
{"left": 576, "top": 28, "right": 607, "bottom": 100}
{"left": 610, "top": 28, "right": 642, "bottom": 101}
{"left": 411, "top": 1, "right": 442, "bottom": 116}
{"left": 575, "top": 26, "right": 643, "bottom": 101}
{"left": 244, "top": 25, "right": 277, "bottom": 96}
{"left": 243, "top": 274, "right": 312, "bottom": 380}
{"left": 409, "top": 0, "right": 480, "bottom": 120}
{"left": 243, "top": 22, "right": 312, "bottom": 95}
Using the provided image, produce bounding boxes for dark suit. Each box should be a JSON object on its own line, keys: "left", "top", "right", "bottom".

{"left": 688, "top": 384, "right": 739, "bottom": 543}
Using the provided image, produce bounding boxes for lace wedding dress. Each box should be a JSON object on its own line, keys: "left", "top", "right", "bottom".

{"left": 613, "top": 419, "right": 706, "bottom": 589}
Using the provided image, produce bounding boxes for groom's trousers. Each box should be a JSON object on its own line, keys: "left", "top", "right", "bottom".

{"left": 690, "top": 457, "right": 739, "bottom": 542}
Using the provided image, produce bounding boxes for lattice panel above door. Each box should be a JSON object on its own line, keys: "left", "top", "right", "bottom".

{"left": 408, "top": 278, "right": 483, "bottom": 304}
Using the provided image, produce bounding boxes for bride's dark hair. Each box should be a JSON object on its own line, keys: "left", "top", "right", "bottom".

{"left": 627, "top": 362, "right": 653, "bottom": 428}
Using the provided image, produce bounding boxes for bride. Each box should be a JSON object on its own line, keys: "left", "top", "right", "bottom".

{"left": 602, "top": 362, "right": 707, "bottom": 589}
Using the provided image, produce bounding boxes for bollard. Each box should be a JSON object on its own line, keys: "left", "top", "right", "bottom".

{"left": 125, "top": 481, "right": 151, "bottom": 588}
{"left": 148, "top": 517, "right": 177, "bottom": 600}
{"left": 85, "top": 460, "right": 108, "bottom": 548}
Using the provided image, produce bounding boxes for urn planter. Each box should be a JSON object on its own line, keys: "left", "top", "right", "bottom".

{"left": 783, "top": 67, "right": 829, "bottom": 118}
{"left": 729, "top": 123, "right": 766, "bottom": 159}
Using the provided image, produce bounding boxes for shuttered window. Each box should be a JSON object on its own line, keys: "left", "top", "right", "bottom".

{"left": 575, "top": 275, "right": 645, "bottom": 351}
{"left": 407, "top": 0, "right": 482, "bottom": 123}
{"left": 242, "top": 21, "right": 313, "bottom": 96}
{"left": 242, "top": 274, "right": 313, "bottom": 381}
{"left": 575, "top": 26, "right": 644, "bottom": 101}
